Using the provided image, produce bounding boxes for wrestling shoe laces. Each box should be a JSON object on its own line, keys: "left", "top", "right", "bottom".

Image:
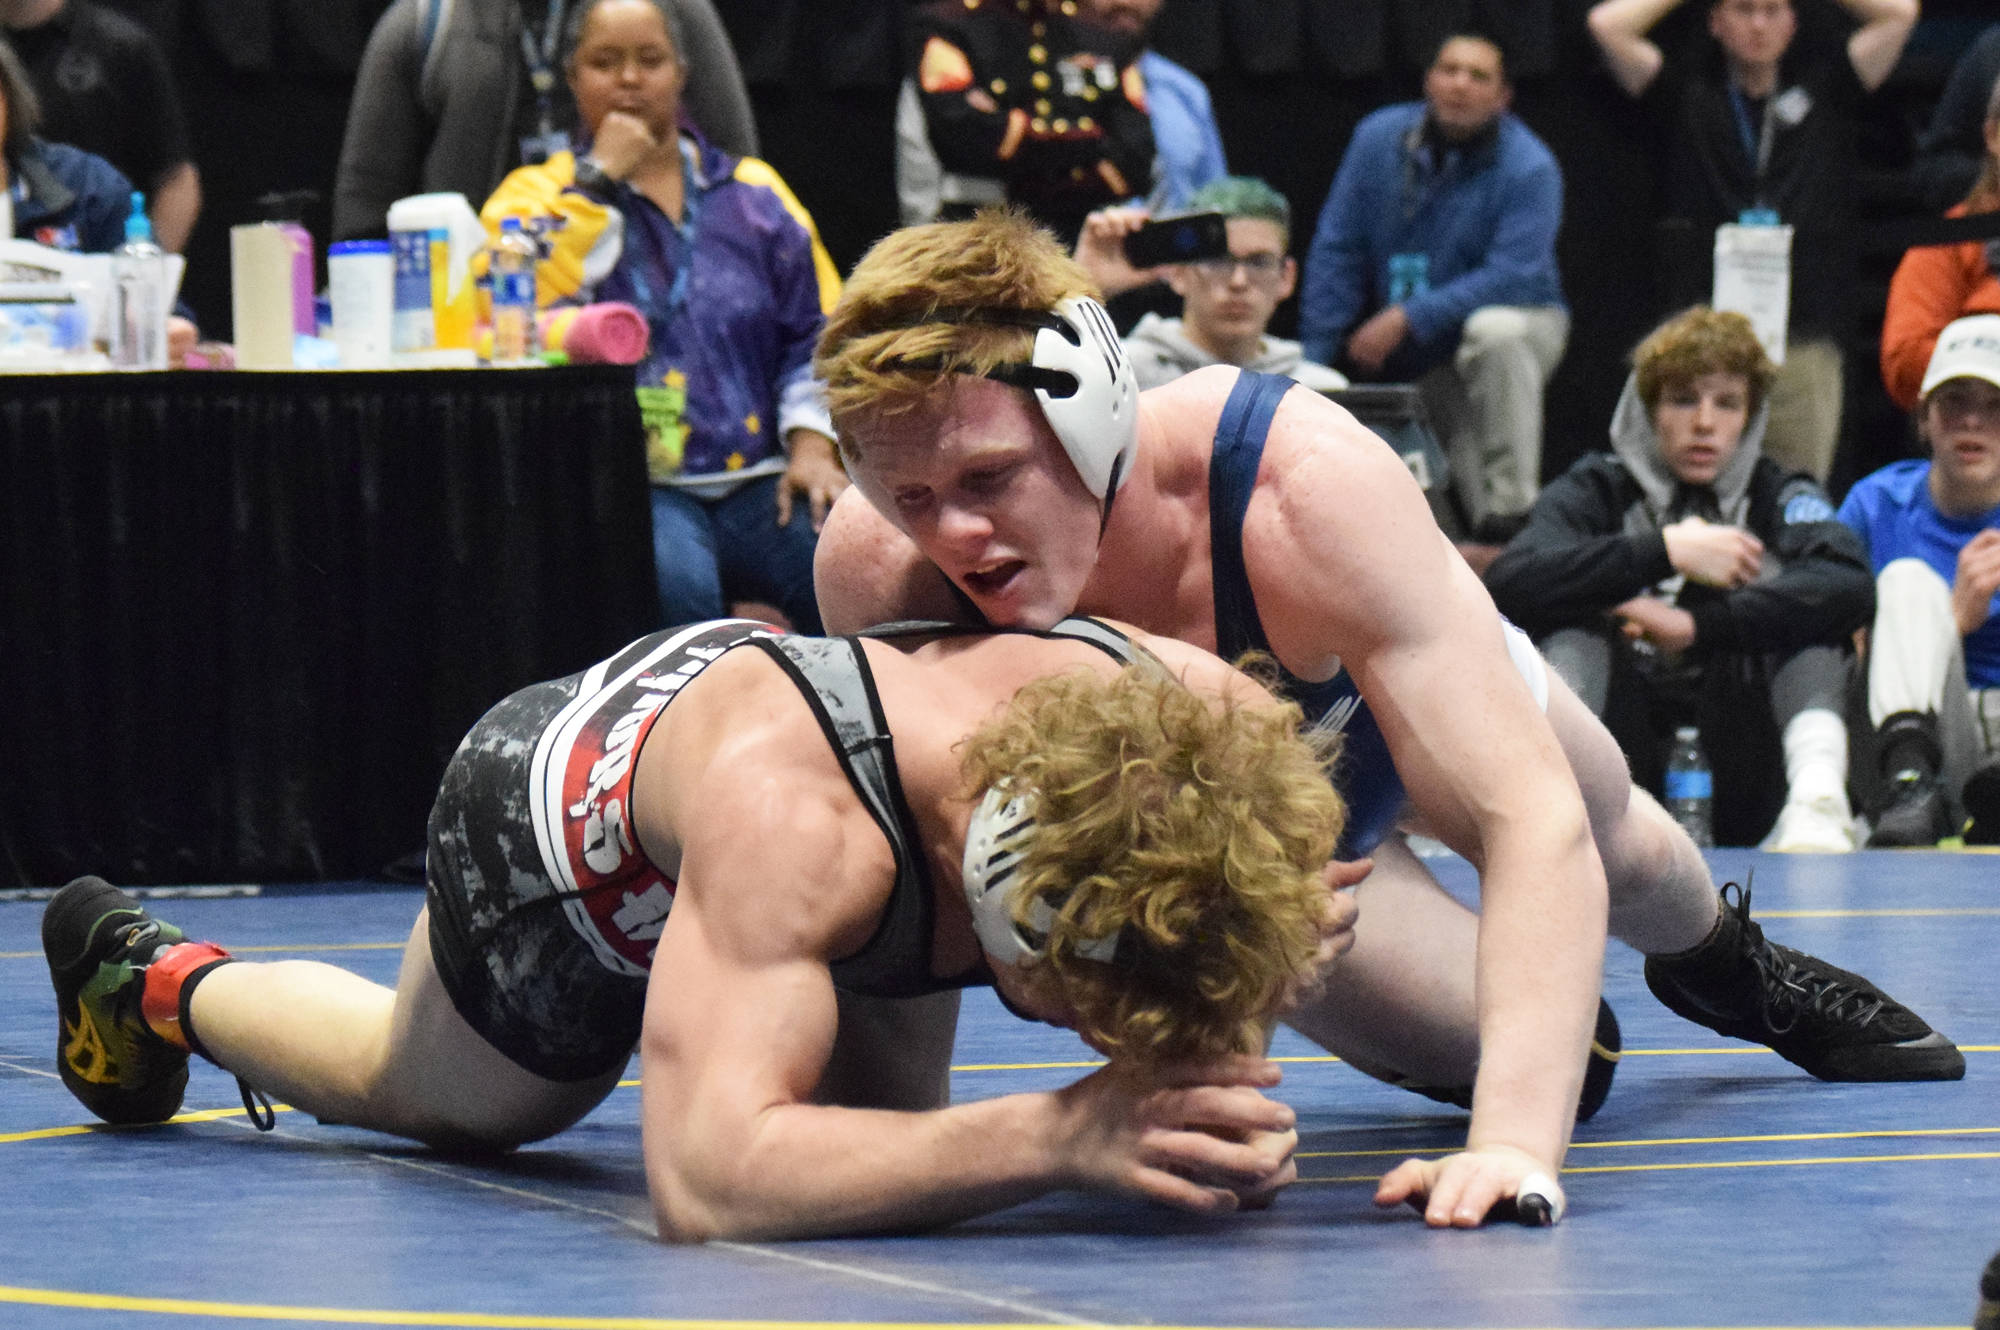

{"left": 1644, "top": 880, "right": 1964, "bottom": 1082}
{"left": 43, "top": 876, "right": 192, "bottom": 1125}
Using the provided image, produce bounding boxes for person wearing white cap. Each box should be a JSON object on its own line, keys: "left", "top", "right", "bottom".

{"left": 1838, "top": 313, "right": 2000, "bottom": 845}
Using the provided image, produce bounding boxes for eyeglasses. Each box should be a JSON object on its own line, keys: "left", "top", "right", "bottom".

{"left": 1190, "top": 253, "right": 1286, "bottom": 283}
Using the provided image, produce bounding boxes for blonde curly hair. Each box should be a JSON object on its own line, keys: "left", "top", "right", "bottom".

{"left": 1632, "top": 305, "right": 1776, "bottom": 417}
{"left": 958, "top": 661, "right": 1345, "bottom": 1064}
{"left": 815, "top": 209, "right": 1096, "bottom": 456}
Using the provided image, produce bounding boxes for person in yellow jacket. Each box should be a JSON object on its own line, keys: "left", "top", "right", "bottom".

{"left": 484, "top": 0, "right": 845, "bottom": 633}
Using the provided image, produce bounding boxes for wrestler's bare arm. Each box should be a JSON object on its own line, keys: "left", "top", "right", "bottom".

{"left": 816, "top": 488, "right": 971, "bottom": 633}
{"left": 1245, "top": 392, "right": 1608, "bottom": 1221}
{"left": 633, "top": 659, "right": 1306, "bottom": 1242}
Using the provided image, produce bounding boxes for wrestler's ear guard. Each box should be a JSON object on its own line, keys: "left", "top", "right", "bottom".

{"left": 961, "top": 785, "right": 1120, "bottom": 968}
{"left": 1022, "top": 295, "right": 1140, "bottom": 501}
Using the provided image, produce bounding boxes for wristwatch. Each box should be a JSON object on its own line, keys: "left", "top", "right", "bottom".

{"left": 571, "top": 155, "right": 615, "bottom": 195}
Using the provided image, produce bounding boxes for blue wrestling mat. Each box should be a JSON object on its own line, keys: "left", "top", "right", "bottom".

{"left": 2, "top": 848, "right": 1996, "bottom": 1329}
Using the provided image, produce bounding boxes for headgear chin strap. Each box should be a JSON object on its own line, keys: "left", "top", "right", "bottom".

{"left": 961, "top": 785, "right": 1121, "bottom": 968}
{"left": 888, "top": 296, "right": 1140, "bottom": 501}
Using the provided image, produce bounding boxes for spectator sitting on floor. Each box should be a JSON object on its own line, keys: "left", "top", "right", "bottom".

{"left": 1485, "top": 306, "right": 1872, "bottom": 851}
{"left": 480, "top": 0, "right": 842, "bottom": 635}
{"left": 1121, "top": 177, "right": 1346, "bottom": 394}
{"left": 333, "top": 0, "right": 754, "bottom": 243}
{"left": 1298, "top": 29, "right": 1568, "bottom": 544}
{"left": 1839, "top": 315, "right": 2000, "bottom": 847}
{"left": 1881, "top": 69, "right": 2000, "bottom": 415}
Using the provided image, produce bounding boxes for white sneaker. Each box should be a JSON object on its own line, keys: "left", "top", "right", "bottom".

{"left": 1768, "top": 792, "right": 1858, "bottom": 853}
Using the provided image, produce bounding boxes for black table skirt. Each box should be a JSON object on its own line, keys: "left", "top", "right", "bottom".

{"left": 1, "top": 367, "right": 660, "bottom": 886}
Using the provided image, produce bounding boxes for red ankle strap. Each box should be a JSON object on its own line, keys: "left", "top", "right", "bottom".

{"left": 140, "top": 941, "right": 232, "bottom": 1053}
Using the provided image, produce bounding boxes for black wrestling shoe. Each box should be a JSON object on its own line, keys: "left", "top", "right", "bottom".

{"left": 1385, "top": 998, "right": 1622, "bottom": 1123}
{"left": 1867, "top": 770, "right": 1954, "bottom": 848}
{"left": 42, "top": 876, "right": 191, "bottom": 1124}
{"left": 1643, "top": 881, "right": 1964, "bottom": 1082}
{"left": 1962, "top": 760, "right": 2000, "bottom": 847}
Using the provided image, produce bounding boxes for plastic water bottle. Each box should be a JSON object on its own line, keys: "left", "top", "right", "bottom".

{"left": 486, "top": 215, "right": 538, "bottom": 364}
{"left": 110, "top": 192, "right": 167, "bottom": 370}
{"left": 1665, "top": 725, "right": 1714, "bottom": 848}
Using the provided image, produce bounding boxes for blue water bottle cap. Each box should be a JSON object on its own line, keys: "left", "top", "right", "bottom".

{"left": 123, "top": 191, "right": 153, "bottom": 244}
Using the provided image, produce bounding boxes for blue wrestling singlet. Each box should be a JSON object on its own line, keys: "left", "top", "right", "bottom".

{"left": 1210, "top": 370, "right": 1407, "bottom": 856}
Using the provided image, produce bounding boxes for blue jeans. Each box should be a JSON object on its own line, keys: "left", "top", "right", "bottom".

{"left": 648, "top": 475, "right": 823, "bottom": 634}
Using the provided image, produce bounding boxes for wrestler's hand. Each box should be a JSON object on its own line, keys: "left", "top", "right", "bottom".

{"left": 1663, "top": 516, "right": 1763, "bottom": 587}
{"left": 1055, "top": 1054, "right": 1299, "bottom": 1212}
{"left": 1375, "top": 1142, "right": 1564, "bottom": 1228}
{"left": 777, "top": 429, "right": 849, "bottom": 532}
{"left": 1953, "top": 529, "right": 2000, "bottom": 637}
{"left": 1289, "top": 856, "right": 1368, "bottom": 996}
{"left": 1074, "top": 206, "right": 1166, "bottom": 299}
{"left": 590, "top": 110, "right": 664, "bottom": 180}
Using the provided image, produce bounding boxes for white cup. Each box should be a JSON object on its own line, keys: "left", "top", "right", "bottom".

{"left": 328, "top": 239, "right": 395, "bottom": 368}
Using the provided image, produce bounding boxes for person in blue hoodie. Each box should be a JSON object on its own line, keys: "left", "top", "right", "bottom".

{"left": 0, "top": 33, "right": 128, "bottom": 253}
{"left": 1298, "top": 30, "right": 1567, "bottom": 543}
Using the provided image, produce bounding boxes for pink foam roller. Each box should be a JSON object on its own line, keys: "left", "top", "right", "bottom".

{"left": 545, "top": 303, "right": 650, "bottom": 365}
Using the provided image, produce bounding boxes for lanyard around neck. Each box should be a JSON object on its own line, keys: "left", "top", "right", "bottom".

{"left": 520, "top": 0, "right": 566, "bottom": 136}
{"left": 1727, "top": 81, "right": 1778, "bottom": 206}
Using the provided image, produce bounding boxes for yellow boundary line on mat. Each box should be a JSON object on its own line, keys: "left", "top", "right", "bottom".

{"left": 1308, "top": 1149, "right": 2000, "bottom": 1184}
{"left": 1303, "top": 1124, "right": 2000, "bottom": 1159}
{"left": 0, "top": 1290, "right": 1959, "bottom": 1330}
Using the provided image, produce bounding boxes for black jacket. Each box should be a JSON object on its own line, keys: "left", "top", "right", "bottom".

{"left": 1486, "top": 378, "right": 1873, "bottom": 657}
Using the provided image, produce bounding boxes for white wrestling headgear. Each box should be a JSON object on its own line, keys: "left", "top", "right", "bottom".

{"left": 1022, "top": 295, "right": 1141, "bottom": 501}
{"left": 889, "top": 296, "right": 1140, "bottom": 501}
{"left": 961, "top": 785, "right": 1121, "bottom": 968}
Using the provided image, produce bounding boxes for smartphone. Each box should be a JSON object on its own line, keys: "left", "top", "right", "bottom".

{"left": 1121, "top": 212, "right": 1230, "bottom": 269}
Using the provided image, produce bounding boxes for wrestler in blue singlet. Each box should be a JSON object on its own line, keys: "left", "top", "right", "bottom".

{"left": 1209, "top": 370, "right": 1408, "bottom": 856}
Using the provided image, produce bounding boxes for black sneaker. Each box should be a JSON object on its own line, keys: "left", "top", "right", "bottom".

{"left": 42, "top": 876, "right": 191, "bottom": 1124}
{"left": 1867, "top": 770, "right": 1953, "bottom": 848}
{"left": 1644, "top": 881, "right": 1964, "bottom": 1082}
{"left": 1963, "top": 760, "right": 2000, "bottom": 847}
{"left": 1381, "top": 998, "right": 1622, "bottom": 1123}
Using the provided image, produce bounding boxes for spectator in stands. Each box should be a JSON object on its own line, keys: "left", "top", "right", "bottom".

{"left": 1586, "top": 0, "right": 1919, "bottom": 486}
{"left": 1881, "top": 70, "right": 2000, "bottom": 414}
{"left": 897, "top": 0, "right": 1154, "bottom": 240}
{"left": 481, "top": 0, "right": 842, "bottom": 635}
{"left": 1074, "top": 0, "right": 1225, "bottom": 213}
{"left": 1839, "top": 314, "right": 2000, "bottom": 847}
{"left": 0, "top": 32, "right": 128, "bottom": 252}
{"left": 0, "top": 0, "right": 199, "bottom": 252}
{"left": 1486, "top": 306, "right": 1870, "bottom": 851}
{"left": 1909, "top": 23, "right": 2000, "bottom": 213}
{"left": 1298, "top": 30, "right": 1567, "bottom": 545}
{"left": 1122, "top": 176, "right": 1346, "bottom": 393}
{"left": 333, "top": 0, "right": 754, "bottom": 243}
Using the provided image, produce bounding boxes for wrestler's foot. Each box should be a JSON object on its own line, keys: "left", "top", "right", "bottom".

{"left": 1385, "top": 999, "right": 1623, "bottom": 1122}
{"left": 1644, "top": 882, "right": 1964, "bottom": 1082}
{"left": 43, "top": 876, "right": 191, "bottom": 1124}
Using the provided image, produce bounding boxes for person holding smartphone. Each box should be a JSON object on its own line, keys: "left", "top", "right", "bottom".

{"left": 1118, "top": 177, "right": 1348, "bottom": 394}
